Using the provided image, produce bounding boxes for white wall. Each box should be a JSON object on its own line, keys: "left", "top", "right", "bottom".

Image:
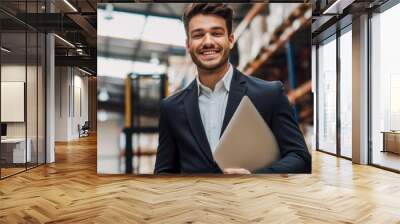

{"left": 55, "top": 66, "right": 69, "bottom": 141}
{"left": 54, "top": 66, "right": 89, "bottom": 141}
{"left": 74, "top": 70, "right": 89, "bottom": 139}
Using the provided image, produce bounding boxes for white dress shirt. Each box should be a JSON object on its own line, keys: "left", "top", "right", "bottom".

{"left": 196, "top": 64, "right": 233, "bottom": 154}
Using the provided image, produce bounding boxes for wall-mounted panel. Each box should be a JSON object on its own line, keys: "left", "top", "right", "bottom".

{"left": 1, "top": 82, "right": 25, "bottom": 122}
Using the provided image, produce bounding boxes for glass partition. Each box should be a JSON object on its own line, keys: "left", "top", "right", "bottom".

{"left": 38, "top": 32, "right": 45, "bottom": 165}
{"left": 0, "top": 1, "right": 46, "bottom": 179}
{"left": 27, "top": 30, "right": 38, "bottom": 169}
{"left": 1, "top": 30, "right": 28, "bottom": 177}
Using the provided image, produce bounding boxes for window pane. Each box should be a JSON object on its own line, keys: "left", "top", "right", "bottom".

{"left": 371, "top": 3, "right": 400, "bottom": 171}
{"left": 339, "top": 29, "right": 352, "bottom": 158}
{"left": 318, "top": 37, "right": 337, "bottom": 154}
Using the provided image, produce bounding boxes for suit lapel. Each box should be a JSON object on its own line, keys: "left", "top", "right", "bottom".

{"left": 183, "top": 80, "right": 214, "bottom": 163}
{"left": 220, "top": 68, "right": 247, "bottom": 137}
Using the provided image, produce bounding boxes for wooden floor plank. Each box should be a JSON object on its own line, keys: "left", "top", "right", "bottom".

{"left": 0, "top": 135, "right": 399, "bottom": 223}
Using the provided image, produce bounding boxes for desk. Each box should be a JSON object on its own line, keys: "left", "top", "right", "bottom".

{"left": 381, "top": 131, "right": 400, "bottom": 154}
{"left": 1, "top": 138, "right": 31, "bottom": 163}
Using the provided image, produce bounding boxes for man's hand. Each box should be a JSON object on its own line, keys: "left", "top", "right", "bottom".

{"left": 223, "top": 168, "right": 251, "bottom": 174}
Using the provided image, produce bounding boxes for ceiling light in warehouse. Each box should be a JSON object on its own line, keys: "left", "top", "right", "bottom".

{"left": 141, "top": 16, "right": 185, "bottom": 47}
{"left": 97, "top": 110, "right": 108, "bottom": 122}
{"left": 150, "top": 53, "right": 160, "bottom": 65}
{"left": 105, "top": 4, "right": 114, "bottom": 20}
{"left": 132, "top": 61, "right": 167, "bottom": 75}
{"left": 98, "top": 9, "right": 185, "bottom": 47}
{"left": 98, "top": 57, "right": 167, "bottom": 79}
{"left": 98, "top": 88, "right": 110, "bottom": 102}
{"left": 98, "top": 57, "right": 133, "bottom": 79}
{"left": 98, "top": 9, "right": 146, "bottom": 40}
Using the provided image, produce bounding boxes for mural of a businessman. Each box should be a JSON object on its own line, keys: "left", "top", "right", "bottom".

{"left": 154, "top": 3, "right": 311, "bottom": 174}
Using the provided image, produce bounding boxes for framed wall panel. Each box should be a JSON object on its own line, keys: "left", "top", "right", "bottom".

{"left": 1, "top": 82, "right": 25, "bottom": 122}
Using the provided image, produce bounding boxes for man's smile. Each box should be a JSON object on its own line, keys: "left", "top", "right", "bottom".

{"left": 198, "top": 49, "right": 221, "bottom": 60}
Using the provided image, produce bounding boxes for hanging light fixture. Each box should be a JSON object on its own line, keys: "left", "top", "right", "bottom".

{"left": 105, "top": 3, "right": 114, "bottom": 20}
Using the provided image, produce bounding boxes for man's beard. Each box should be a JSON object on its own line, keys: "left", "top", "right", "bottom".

{"left": 190, "top": 48, "right": 230, "bottom": 72}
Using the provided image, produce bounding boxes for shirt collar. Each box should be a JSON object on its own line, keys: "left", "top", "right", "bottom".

{"left": 196, "top": 63, "right": 233, "bottom": 97}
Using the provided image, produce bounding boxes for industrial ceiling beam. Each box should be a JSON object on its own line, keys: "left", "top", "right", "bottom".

{"left": 55, "top": 55, "right": 96, "bottom": 72}
{"left": 67, "top": 13, "right": 97, "bottom": 40}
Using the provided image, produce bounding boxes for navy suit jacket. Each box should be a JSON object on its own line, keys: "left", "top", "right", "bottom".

{"left": 154, "top": 68, "right": 311, "bottom": 174}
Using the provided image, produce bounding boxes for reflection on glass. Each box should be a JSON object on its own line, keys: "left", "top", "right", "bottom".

{"left": 38, "top": 32, "right": 46, "bottom": 165}
{"left": 318, "top": 37, "right": 337, "bottom": 154}
{"left": 27, "top": 31, "right": 38, "bottom": 169}
{"left": 340, "top": 29, "right": 352, "bottom": 158}
{"left": 371, "top": 3, "right": 400, "bottom": 171}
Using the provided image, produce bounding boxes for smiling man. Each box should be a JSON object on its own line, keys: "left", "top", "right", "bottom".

{"left": 154, "top": 3, "right": 311, "bottom": 174}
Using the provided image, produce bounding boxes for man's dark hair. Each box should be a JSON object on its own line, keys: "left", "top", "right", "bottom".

{"left": 182, "top": 3, "right": 234, "bottom": 37}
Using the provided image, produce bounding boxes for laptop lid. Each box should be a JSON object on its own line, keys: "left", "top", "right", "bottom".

{"left": 213, "top": 96, "right": 280, "bottom": 172}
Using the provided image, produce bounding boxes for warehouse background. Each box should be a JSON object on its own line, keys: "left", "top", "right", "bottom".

{"left": 97, "top": 3, "right": 312, "bottom": 174}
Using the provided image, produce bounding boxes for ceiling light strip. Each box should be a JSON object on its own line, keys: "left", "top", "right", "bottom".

{"left": 1, "top": 47, "right": 11, "bottom": 53}
{"left": 323, "top": 0, "right": 355, "bottom": 15}
{"left": 63, "top": 0, "right": 78, "bottom": 12}
{"left": 54, "top": 34, "right": 75, "bottom": 48}
{"left": 78, "top": 67, "right": 92, "bottom": 76}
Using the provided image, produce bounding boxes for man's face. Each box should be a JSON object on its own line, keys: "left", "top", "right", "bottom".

{"left": 186, "top": 14, "right": 234, "bottom": 71}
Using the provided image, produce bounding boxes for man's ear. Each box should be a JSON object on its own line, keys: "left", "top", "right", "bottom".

{"left": 229, "top": 34, "right": 235, "bottom": 49}
{"left": 186, "top": 38, "right": 189, "bottom": 49}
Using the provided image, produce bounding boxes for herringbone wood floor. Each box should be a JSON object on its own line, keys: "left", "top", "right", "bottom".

{"left": 1, "top": 135, "right": 400, "bottom": 223}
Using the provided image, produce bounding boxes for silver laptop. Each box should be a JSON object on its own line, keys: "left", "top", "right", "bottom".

{"left": 213, "top": 96, "right": 280, "bottom": 172}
